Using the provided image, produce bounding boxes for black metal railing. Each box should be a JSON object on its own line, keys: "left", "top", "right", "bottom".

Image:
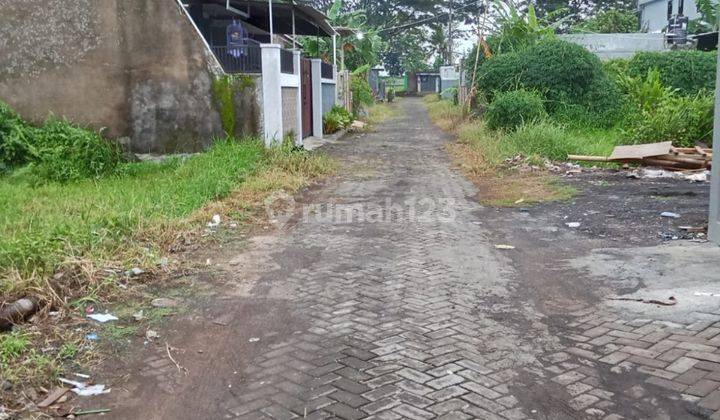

{"left": 321, "top": 61, "right": 333, "bottom": 79}
{"left": 280, "top": 49, "right": 295, "bottom": 74}
{"left": 211, "top": 44, "right": 262, "bottom": 74}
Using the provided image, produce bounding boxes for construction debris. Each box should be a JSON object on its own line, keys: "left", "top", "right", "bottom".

{"left": 568, "top": 142, "right": 712, "bottom": 171}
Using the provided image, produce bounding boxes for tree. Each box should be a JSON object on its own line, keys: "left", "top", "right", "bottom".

{"left": 570, "top": 8, "right": 639, "bottom": 33}
{"left": 299, "top": 0, "right": 384, "bottom": 70}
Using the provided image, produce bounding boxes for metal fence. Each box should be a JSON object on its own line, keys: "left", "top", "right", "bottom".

{"left": 321, "top": 61, "right": 333, "bottom": 79}
{"left": 211, "top": 45, "right": 262, "bottom": 74}
{"left": 280, "top": 49, "right": 295, "bottom": 74}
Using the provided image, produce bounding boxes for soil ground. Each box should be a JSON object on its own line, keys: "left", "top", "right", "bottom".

{"left": 65, "top": 97, "right": 720, "bottom": 420}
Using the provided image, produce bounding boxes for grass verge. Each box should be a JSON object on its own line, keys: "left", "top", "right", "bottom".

{"left": 427, "top": 98, "right": 620, "bottom": 205}
{"left": 1, "top": 138, "right": 334, "bottom": 303}
{"left": 0, "top": 138, "right": 335, "bottom": 398}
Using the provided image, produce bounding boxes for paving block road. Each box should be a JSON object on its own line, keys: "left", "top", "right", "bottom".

{"left": 98, "top": 98, "right": 720, "bottom": 420}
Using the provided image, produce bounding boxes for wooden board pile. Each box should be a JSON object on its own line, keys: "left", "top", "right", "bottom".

{"left": 568, "top": 141, "right": 713, "bottom": 171}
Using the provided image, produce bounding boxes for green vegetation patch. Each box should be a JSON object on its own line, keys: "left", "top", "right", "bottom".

{"left": 627, "top": 50, "right": 717, "bottom": 95}
{"left": 212, "top": 75, "right": 256, "bottom": 136}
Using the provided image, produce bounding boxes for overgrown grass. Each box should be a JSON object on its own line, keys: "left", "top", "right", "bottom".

{"left": 424, "top": 95, "right": 465, "bottom": 132}
{"left": 0, "top": 138, "right": 335, "bottom": 302}
{"left": 366, "top": 101, "right": 402, "bottom": 126}
{"left": 427, "top": 99, "right": 620, "bottom": 205}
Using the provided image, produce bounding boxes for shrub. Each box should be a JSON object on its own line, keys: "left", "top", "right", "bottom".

{"left": 617, "top": 68, "right": 677, "bottom": 112}
{"left": 627, "top": 51, "right": 717, "bottom": 95}
{"left": 477, "top": 39, "right": 622, "bottom": 124}
{"left": 323, "top": 105, "right": 354, "bottom": 134}
{"left": 603, "top": 58, "right": 630, "bottom": 80}
{"left": 0, "top": 102, "right": 35, "bottom": 171}
{"left": 351, "top": 75, "right": 373, "bottom": 114}
{"left": 30, "top": 119, "right": 121, "bottom": 182}
{"left": 485, "top": 90, "right": 547, "bottom": 131}
{"left": 571, "top": 9, "right": 638, "bottom": 33}
{"left": 624, "top": 92, "right": 714, "bottom": 147}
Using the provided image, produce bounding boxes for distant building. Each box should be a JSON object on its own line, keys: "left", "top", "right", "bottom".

{"left": 638, "top": 0, "right": 701, "bottom": 32}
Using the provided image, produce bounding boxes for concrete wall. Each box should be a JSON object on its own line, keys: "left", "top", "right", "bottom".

{"left": 322, "top": 83, "right": 336, "bottom": 116}
{"left": 559, "top": 33, "right": 668, "bottom": 60}
{"left": 282, "top": 87, "right": 298, "bottom": 137}
{"left": 0, "top": 0, "right": 231, "bottom": 153}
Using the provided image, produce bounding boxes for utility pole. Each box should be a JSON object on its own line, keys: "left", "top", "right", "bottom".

{"left": 447, "top": 0, "right": 454, "bottom": 64}
{"left": 709, "top": 45, "right": 720, "bottom": 244}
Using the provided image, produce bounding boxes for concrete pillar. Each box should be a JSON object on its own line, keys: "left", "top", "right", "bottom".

{"left": 293, "top": 50, "right": 303, "bottom": 147}
{"left": 709, "top": 48, "right": 720, "bottom": 244}
{"left": 261, "top": 44, "right": 283, "bottom": 146}
{"left": 311, "top": 58, "right": 323, "bottom": 138}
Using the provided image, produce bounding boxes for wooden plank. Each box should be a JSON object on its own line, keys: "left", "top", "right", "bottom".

{"left": 642, "top": 157, "right": 706, "bottom": 170}
{"left": 567, "top": 155, "right": 610, "bottom": 162}
{"left": 609, "top": 141, "right": 673, "bottom": 161}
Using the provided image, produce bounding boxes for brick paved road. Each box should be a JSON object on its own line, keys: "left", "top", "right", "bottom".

{"left": 108, "top": 98, "right": 720, "bottom": 419}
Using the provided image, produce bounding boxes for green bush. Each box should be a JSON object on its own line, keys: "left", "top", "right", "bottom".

{"left": 0, "top": 102, "right": 121, "bottom": 182}
{"left": 323, "top": 105, "right": 354, "bottom": 134}
{"left": 603, "top": 58, "right": 630, "bottom": 80}
{"left": 627, "top": 51, "right": 717, "bottom": 95}
{"left": 477, "top": 39, "right": 622, "bottom": 125}
{"left": 571, "top": 9, "right": 638, "bottom": 33}
{"left": 624, "top": 92, "right": 714, "bottom": 147}
{"left": 618, "top": 68, "right": 677, "bottom": 112}
{"left": 29, "top": 119, "right": 121, "bottom": 182}
{"left": 0, "top": 102, "right": 35, "bottom": 171}
{"left": 485, "top": 90, "right": 547, "bottom": 131}
{"left": 350, "top": 73, "right": 374, "bottom": 115}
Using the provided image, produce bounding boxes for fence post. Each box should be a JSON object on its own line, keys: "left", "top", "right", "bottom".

{"left": 293, "top": 50, "right": 303, "bottom": 147}
{"left": 260, "top": 44, "right": 283, "bottom": 146}
{"left": 311, "top": 58, "right": 323, "bottom": 138}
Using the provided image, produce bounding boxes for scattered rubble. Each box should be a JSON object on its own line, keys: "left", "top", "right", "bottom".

{"left": 207, "top": 214, "right": 221, "bottom": 229}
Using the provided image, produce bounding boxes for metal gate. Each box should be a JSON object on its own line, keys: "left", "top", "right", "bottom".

{"left": 301, "top": 58, "right": 313, "bottom": 138}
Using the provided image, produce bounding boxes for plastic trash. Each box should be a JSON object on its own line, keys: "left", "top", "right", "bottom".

{"left": 87, "top": 313, "right": 118, "bottom": 323}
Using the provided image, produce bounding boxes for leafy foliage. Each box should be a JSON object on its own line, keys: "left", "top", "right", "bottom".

{"left": 485, "top": 90, "right": 547, "bottom": 131}
{"left": 0, "top": 101, "right": 121, "bottom": 182}
{"left": 570, "top": 9, "right": 638, "bottom": 33}
{"left": 476, "top": 39, "right": 622, "bottom": 125}
{"left": 323, "top": 105, "right": 354, "bottom": 133}
{"left": 624, "top": 91, "right": 714, "bottom": 147}
{"left": 0, "top": 102, "right": 36, "bottom": 171}
{"left": 301, "top": 0, "right": 383, "bottom": 70}
{"left": 491, "top": 2, "right": 557, "bottom": 54}
{"left": 626, "top": 51, "right": 717, "bottom": 95}
{"left": 689, "top": 0, "right": 720, "bottom": 33}
{"left": 28, "top": 119, "right": 121, "bottom": 183}
{"left": 617, "top": 69, "right": 677, "bottom": 112}
{"left": 350, "top": 67, "right": 374, "bottom": 114}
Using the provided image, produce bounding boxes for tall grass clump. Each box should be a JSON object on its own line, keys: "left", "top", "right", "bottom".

{"left": 0, "top": 101, "right": 121, "bottom": 182}
{"left": 485, "top": 89, "right": 547, "bottom": 130}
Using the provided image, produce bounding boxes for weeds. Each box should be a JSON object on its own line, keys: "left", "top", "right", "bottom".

{"left": 0, "top": 138, "right": 334, "bottom": 306}
{"left": 366, "top": 102, "right": 401, "bottom": 126}
{"left": 428, "top": 99, "right": 619, "bottom": 206}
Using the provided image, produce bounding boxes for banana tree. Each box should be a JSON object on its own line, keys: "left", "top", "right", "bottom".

{"left": 300, "top": 0, "right": 383, "bottom": 70}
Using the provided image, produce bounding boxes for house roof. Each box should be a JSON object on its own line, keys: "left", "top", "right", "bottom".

{"left": 200, "top": 0, "right": 335, "bottom": 37}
